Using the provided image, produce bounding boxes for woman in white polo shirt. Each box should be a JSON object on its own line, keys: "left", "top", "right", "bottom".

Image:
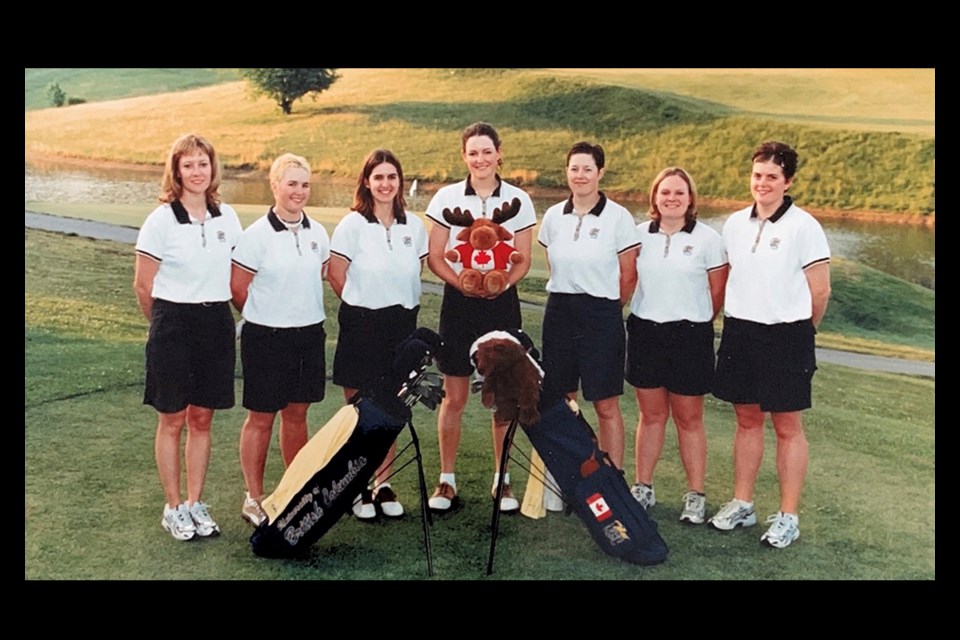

{"left": 134, "top": 133, "right": 242, "bottom": 541}
{"left": 537, "top": 141, "right": 640, "bottom": 470}
{"left": 231, "top": 153, "right": 331, "bottom": 527}
{"left": 425, "top": 122, "right": 537, "bottom": 514}
{"left": 707, "top": 141, "right": 831, "bottom": 549}
{"left": 625, "top": 167, "right": 728, "bottom": 525}
{"left": 328, "top": 149, "right": 427, "bottom": 520}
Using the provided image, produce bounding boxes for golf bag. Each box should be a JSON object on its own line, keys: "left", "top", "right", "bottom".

{"left": 250, "top": 328, "right": 443, "bottom": 559}
{"left": 521, "top": 399, "right": 668, "bottom": 566}
{"left": 472, "top": 329, "right": 668, "bottom": 567}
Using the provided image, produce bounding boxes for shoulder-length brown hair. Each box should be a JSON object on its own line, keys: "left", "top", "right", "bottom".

{"left": 352, "top": 149, "right": 407, "bottom": 223}
{"left": 159, "top": 133, "right": 221, "bottom": 207}
{"left": 648, "top": 166, "right": 698, "bottom": 225}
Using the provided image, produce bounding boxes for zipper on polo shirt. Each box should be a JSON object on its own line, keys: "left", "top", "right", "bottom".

{"left": 751, "top": 219, "right": 767, "bottom": 253}
{"left": 573, "top": 215, "right": 585, "bottom": 241}
{"left": 291, "top": 227, "right": 302, "bottom": 256}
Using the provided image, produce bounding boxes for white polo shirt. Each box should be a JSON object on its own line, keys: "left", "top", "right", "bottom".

{"left": 232, "top": 209, "right": 330, "bottom": 328}
{"left": 630, "top": 219, "right": 727, "bottom": 323}
{"left": 135, "top": 200, "right": 242, "bottom": 303}
{"left": 425, "top": 176, "right": 537, "bottom": 276}
{"left": 330, "top": 211, "right": 428, "bottom": 310}
{"left": 722, "top": 198, "right": 831, "bottom": 324}
{"left": 537, "top": 193, "right": 641, "bottom": 301}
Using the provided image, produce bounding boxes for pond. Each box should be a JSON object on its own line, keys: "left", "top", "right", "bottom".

{"left": 24, "top": 158, "right": 934, "bottom": 290}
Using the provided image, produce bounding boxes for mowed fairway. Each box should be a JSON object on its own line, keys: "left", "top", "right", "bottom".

{"left": 25, "top": 229, "right": 934, "bottom": 580}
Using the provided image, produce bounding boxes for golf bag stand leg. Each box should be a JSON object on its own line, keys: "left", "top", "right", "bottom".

{"left": 486, "top": 418, "right": 520, "bottom": 576}
{"left": 404, "top": 418, "right": 434, "bottom": 577}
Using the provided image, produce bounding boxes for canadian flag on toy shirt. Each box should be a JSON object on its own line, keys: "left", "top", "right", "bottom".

{"left": 587, "top": 493, "right": 612, "bottom": 522}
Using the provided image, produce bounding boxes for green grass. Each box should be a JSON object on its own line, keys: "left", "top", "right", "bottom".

{"left": 25, "top": 68, "right": 935, "bottom": 215}
{"left": 25, "top": 229, "right": 934, "bottom": 579}
{"left": 25, "top": 68, "right": 240, "bottom": 111}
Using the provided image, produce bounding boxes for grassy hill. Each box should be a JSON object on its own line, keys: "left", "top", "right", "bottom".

{"left": 25, "top": 68, "right": 935, "bottom": 215}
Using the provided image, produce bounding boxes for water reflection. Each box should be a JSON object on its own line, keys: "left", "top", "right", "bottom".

{"left": 25, "top": 158, "right": 934, "bottom": 290}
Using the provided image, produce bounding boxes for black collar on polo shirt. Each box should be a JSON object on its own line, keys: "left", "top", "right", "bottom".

{"left": 171, "top": 199, "right": 222, "bottom": 224}
{"left": 563, "top": 191, "right": 607, "bottom": 216}
{"left": 750, "top": 195, "right": 793, "bottom": 223}
{"left": 464, "top": 174, "right": 503, "bottom": 197}
{"left": 267, "top": 208, "right": 312, "bottom": 232}
{"left": 649, "top": 218, "right": 697, "bottom": 234}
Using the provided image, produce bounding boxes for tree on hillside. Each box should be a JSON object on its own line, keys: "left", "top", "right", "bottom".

{"left": 241, "top": 68, "right": 340, "bottom": 115}
{"left": 46, "top": 82, "right": 66, "bottom": 108}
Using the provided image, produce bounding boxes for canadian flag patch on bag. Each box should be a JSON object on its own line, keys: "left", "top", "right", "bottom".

{"left": 587, "top": 493, "right": 613, "bottom": 521}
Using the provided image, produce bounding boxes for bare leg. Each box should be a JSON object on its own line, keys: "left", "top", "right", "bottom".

{"left": 239, "top": 409, "right": 276, "bottom": 499}
{"left": 184, "top": 405, "right": 214, "bottom": 503}
{"left": 155, "top": 409, "right": 187, "bottom": 506}
{"left": 278, "top": 402, "right": 310, "bottom": 467}
{"left": 670, "top": 393, "right": 707, "bottom": 493}
{"left": 634, "top": 387, "right": 670, "bottom": 485}
{"left": 437, "top": 376, "right": 469, "bottom": 473}
{"left": 732, "top": 403, "right": 766, "bottom": 502}
{"left": 770, "top": 411, "right": 808, "bottom": 514}
{"left": 594, "top": 395, "right": 626, "bottom": 469}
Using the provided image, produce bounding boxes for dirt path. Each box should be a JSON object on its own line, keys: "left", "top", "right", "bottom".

{"left": 26, "top": 210, "right": 934, "bottom": 379}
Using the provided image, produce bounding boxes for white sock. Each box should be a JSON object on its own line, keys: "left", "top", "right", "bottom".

{"left": 492, "top": 472, "right": 511, "bottom": 489}
{"left": 440, "top": 473, "right": 457, "bottom": 493}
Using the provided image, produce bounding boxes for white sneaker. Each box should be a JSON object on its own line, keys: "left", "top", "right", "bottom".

{"left": 241, "top": 492, "right": 268, "bottom": 527}
{"left": 679, "top": 491, "right": 706, "bottom": 525}
{"left": 708, "top": 499, "right": 757, "bottom": 530}
{"left": 161, "top": 503, "right": 197, "bottom": 541}
{"left": 630, "top": 483, "right": 656, "bottom": 509}
{"left": 493, "top": 484, "right": 520, "bottom": 513}
{"left": 760, "top": 512, "right": 800, "bottom": 548}
{"left": 188, "top": 500, "right": 221, "bottom": 537}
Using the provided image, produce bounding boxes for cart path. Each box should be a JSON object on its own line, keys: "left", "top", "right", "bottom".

{"left": 26, "top": 210, "right": 934, "bottom": 379}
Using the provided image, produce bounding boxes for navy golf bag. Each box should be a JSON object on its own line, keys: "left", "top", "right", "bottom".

{"left": 250, "top": 328, "right": 443, "bottom": 559}
{"left": 521, "top": 399, "right": 669, "bottom": 566}
{"left": 473, "top": 329, "right": 668, "bottom": 567}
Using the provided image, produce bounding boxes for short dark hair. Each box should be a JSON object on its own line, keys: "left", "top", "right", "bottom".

{"left": 752, "top": 141, "right": 798, "bottom": 180}
{"left": 566, "top": 141, "right": 605, "bottom": 170}
{"left": 352, "top": 148, "right": 407, "bottom": 223}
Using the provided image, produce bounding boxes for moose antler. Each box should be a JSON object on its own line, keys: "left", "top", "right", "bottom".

{"left": 491, "top": 197, "right": 521, "bottom": 225}
{"left": 442, "top": 207, "right": 476, "bottom": 228}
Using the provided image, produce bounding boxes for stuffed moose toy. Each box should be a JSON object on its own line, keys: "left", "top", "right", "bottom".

{"left": 443, "top": 197, "right": 524, "bottom": 296}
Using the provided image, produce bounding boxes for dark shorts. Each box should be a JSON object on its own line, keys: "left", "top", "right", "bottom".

{"left": 625, "top": 315, "right": 716, "bottom": 396}
{"left": 541, "top": 293, "right": 625, "bottom": 402}
{"left": 333, "top": 302, "right": 419, "bottom": 389}
{"left": 713, "top": 316, "right": 817, "bottom": 413}
{"left": 144, "top": 299, "right": 236, "bottom": 414}
{"left": 437, "top": 283, "right": 522, "bottom": 376}
{"left": 240, "top": 320, "right": 326, "bottom": 413}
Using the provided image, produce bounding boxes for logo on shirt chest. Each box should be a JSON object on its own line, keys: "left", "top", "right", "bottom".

{"left": 683, "top": 244, "right": 694, "bottom": 256}
{"left": 471, "top": 250, "right": 495, "bottom": 271}
{"left": 588, "top": 227, "right": 601, "bottom": 240}
{"left": 310, "top": 240, "right": 321, "bottom": 253}
{"left": 769, "top": 237, "right": 782, "bottom": 250}
{"left": 402, "top": 235, "right": 413, "bottom": 247}
{"left": 216, "top": 230, "right": 227, "bottom": 243}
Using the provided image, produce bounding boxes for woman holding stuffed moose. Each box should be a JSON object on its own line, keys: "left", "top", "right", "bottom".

{"left": 537, "top": 141, "right": 640, "bottom": 470}
{"left": 328, "top": 149, "right": 428, "bottom": 520}
{"left": 425, "top": 122, "right": 537, "bottom": 514}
